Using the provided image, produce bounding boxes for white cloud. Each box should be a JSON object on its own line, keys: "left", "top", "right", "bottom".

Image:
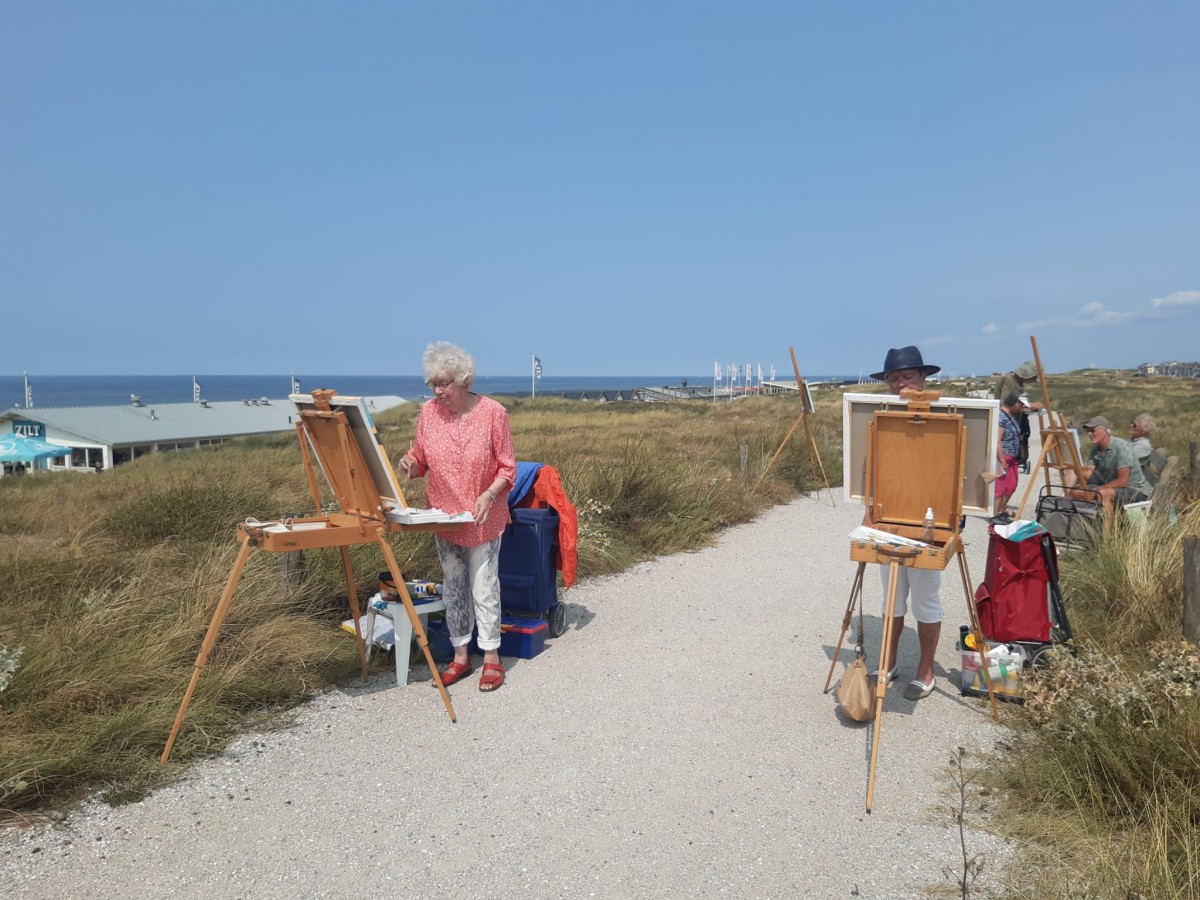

{"left": 981, "top": 323, "right": 1000, "bottom": 334}
{"left": 1151, "top": 290, "right": 1200, "bottom": 309}
{"left": 1018, "top": 298, "right": 1160, "bottom": 332}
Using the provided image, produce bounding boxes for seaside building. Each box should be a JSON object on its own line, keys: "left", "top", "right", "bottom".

{"left": 0, "top": 395, "right": 406, "bottom": 475}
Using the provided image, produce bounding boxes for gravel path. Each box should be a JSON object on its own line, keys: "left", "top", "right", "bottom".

{"left": 1, "top": 481, "right": 1029, "bottom": 899}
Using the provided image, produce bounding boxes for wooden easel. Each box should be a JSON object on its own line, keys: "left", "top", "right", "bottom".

{"left": 755, "top": 346, "right": 835, "bottom": 505}
{"left": 162, "top": 389, "right": 464, "bottom": 764}
{"left": 822, "top": 390, "right": 999, "bottom": 812}
{"left": 1013, "top": 336, "right": 1088, "bottom": 519}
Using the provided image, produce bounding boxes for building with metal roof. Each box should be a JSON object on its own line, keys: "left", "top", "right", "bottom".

{"left": 0, "top": 395, "right": 407, "bottom": 475}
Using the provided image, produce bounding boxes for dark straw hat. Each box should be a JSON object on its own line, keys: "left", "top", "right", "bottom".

{"left": 871, "top": 346, "right": 941, "bottom": 381}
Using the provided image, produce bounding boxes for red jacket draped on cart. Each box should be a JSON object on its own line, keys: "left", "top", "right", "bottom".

{"left": 513, "top": 464, "right": 578, "bottom": 588}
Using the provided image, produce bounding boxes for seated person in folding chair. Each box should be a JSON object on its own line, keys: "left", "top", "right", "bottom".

{"left": 1062, "top": 415, "right": 1151, "bottom": 514}
{"left": 1129, "top": 413, "right": 1156, "bottom": 475}
{"left": 865, "top": 346, "right": 943, "bottom": 702}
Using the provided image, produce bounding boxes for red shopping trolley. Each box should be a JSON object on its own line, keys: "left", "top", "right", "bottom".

{"left": 964, "top": 523, "right": 1074, "bottom": 699}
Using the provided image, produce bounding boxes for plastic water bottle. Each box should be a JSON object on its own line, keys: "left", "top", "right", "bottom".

{"left": 919, "top": 507, "right": 936, "bottom": 544}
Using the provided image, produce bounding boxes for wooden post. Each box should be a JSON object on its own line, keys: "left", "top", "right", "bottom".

{"left": 739, "top": 444, "right": 749, "bottom": 484}
{"left": 1184, "top": 537, "right": 1200, "bottom": 643}
{"left": 1189, "top": 441, "right": 1198, "bottom": 486}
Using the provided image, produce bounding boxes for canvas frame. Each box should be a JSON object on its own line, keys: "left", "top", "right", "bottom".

{"left": 290, "top": 393, "right": 405, "bottom": 517}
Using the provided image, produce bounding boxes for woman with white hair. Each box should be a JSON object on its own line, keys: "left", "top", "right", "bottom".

{"left": 398, "top": 342, "right": 517, "bottom": 692}
{"left": 1129, "top": 413, "right": 1156, "bottom": 465}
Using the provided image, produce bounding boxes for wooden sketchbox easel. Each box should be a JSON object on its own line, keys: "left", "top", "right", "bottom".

{"left": 823, "top": 390, "right": 999, "bottom": 812}
{"left": 755, "top": 346, "right": 835, "bottom": 504}
{"left": 1013, "top": 336, "right": 1089, "bottom": 520}
{"left": 162, "top": 389, "right": 465, "bottom": 764}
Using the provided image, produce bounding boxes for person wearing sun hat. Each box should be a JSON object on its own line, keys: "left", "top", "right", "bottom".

{"left": 995, "top": 361, "right": 1044, "bottom": 412}
{"left": 1062, "top": 414, "right": 1151, "bottom": 513}
{"left": 865, "top": 345, "right": 943, "bottom": 701}
{"left": 997, "top": 363, "right": 1043, "bottom": 473}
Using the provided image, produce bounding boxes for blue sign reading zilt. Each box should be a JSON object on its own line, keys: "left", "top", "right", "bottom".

{"left": 12, "top": 420, "right": 44, "bottom": 439}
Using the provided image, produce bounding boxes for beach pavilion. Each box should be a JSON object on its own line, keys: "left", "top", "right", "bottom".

{"left": 0, "top": 395, "right": 407, "bottom": 474}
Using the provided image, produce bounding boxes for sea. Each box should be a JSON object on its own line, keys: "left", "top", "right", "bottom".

{"left": 2, "top": 374, "right": 859, "bottom": 409}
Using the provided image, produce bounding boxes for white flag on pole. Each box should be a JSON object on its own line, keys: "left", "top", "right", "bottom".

{"left": 533, "top": 356, "right": 543, "bottom": 379}
{"left": 193, "top": 377, "right": 202, "bottom": 402}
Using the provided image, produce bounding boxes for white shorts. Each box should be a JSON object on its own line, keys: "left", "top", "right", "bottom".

{"left": 878, "top": 566, "right": 942, "bottom": 624}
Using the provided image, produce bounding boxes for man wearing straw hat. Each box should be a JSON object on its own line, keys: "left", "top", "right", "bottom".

{"left": 866, "top": 346, "right": 943, "bottom": 701}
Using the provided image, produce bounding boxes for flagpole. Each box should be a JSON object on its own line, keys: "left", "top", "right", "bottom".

{"left": 24, "top": 371, "right": 32, "bottom": 409}
{"left": 531, "top": 355, "right": 536, "bottom": 399}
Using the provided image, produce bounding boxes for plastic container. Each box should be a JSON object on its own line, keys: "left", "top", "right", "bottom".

{"left": 920, "top": 507, "right": 936, "bottom": 543}
{"left": 422, "top": 619, "right": 455, "bottom": 664}
{"left": 498, "top": 614, "right": 549, "bottom": 659}
{"left": 961, "top": 638, "right": 1026, "bottom": 698}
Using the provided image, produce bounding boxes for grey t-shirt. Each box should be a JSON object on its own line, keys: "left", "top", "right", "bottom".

{"left": 1088, "top": 435, "right": 1150, "bottom": 496}
{"left": 1131, "top": 435, "right": 1152, "bottom": 462}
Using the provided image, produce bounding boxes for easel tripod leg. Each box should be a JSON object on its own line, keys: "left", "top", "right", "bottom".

{"left": 338, "top": 545, "right": 369, "bottom": 680}
{"left": 161, "top": 540, "right": 254, "bottom": 764}
{"left": 824, "top": 563, "right": 866, "bottom": 693}
{"left": 378, "top": 536, "right": 457, "bottom": 724}
{"left": 866, "top": 559, "right": 901, "bottom": 813}
{"left": 955, "top": 553, "right": 999, "bottom": 721}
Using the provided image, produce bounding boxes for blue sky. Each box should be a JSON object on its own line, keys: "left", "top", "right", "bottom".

{"left": 3, "top": 2, "right": 1197, "bottom": 378}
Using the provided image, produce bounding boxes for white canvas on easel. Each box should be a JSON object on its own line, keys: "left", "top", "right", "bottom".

{"left": 290, "top": 392, "right": 404, "bottom": 508}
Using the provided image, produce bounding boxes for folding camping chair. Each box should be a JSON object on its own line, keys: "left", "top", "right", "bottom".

{"left": 1034, "top": 485, "right": 1102, "bottom": 548}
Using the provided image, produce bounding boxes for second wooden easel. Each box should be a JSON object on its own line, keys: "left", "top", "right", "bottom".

{"left": 823, "top": 390, "right": 999, "bottom": 812}
{"left": 756, "top": 346, "right": 835, "bottom": 504}
{"left": 1013, "top": 336, "right": 1089, "bottom": 519}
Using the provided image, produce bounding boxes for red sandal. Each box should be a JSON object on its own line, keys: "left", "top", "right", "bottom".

{"left": 437, "top": 660, "right": 474, "bottom": 686}
{"left": 479, "top": 661, "right": 505, "bottom": 692}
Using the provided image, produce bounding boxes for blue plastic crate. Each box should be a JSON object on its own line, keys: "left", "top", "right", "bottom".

{"left": 499, "top": 614, "right": 548, "bottom": 659}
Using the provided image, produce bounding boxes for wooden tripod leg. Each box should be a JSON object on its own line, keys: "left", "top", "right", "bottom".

{"left": 754, "top": 412, "right": 805, "bottom": 492}
{"left": 338, "top": 545, "right": 368, "bottom": 680}
{"left": 1014, "top": 439, "right": 1053, "bottom": 520}
{"left": 378, "top": 536, "right": 457, "bottom": 724}
{"left": 955, "top": 552, "right": 1000, "bottom": 721}
{"left": 823, "top": 563, "right": 866, "bottom": 693}
{"left": 801, "top": 413, "right": 836, "bottom": 507}
{"left": 161, "top": 539, "right": 254, "bottom": 764}
{"left": 866, "top": 559, "right": 901, "bottom": 813}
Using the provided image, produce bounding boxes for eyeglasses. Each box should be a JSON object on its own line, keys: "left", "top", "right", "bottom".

{"left": 426, "top": 379, "right": 455, "bottom": 390}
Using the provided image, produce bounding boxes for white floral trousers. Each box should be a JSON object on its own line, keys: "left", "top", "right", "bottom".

{"left": 435, "top": 535, "right": 503, "bottom": 651}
